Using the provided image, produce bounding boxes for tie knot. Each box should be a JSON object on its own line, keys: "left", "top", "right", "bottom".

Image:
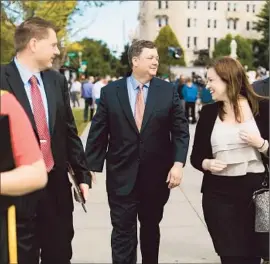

{"left": 29, "top": 75, "right": 38, "bottom": 86}
{"left": 138, "top": 84, "right": 144, "bottom": 91}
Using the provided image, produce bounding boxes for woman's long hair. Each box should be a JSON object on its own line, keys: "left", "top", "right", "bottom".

{"left": 208, "top": 57, "right": 268, "bottom": 122}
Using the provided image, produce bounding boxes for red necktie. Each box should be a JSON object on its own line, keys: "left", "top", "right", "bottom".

{"left": 29, "top": 76, "right": 54, "bottom": 172}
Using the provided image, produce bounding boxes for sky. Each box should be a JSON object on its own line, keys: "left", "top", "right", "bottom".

{"left": 71, "top": 1, "right": 140, "bottom": 57}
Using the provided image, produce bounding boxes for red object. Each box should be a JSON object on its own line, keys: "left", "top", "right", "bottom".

{"left": 0, "top": 92, "right": 42, "bottom": 166}
{"left": 29, "top": 76, "right": 54, "bottom": 172}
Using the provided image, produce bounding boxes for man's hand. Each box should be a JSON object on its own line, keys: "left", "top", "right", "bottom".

{"left": 166, "top": 162, "right": 184, "bottom": 189}
{"left": 79, "top": 183, "right": 89, "bottom": 201}
{"left": 90, "top": 171, "right": 97, "bottom": 184}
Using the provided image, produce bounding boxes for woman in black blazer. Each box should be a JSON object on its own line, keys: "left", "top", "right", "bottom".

{"left": 190, "top": 57, "right": 269, "bottom": 264}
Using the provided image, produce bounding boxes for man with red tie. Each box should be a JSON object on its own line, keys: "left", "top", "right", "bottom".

{"left": 0, "top": 17, "right": 91, "bottom": 264}
{"left": 85, "top": 40, "right": 189, "bottom": 264}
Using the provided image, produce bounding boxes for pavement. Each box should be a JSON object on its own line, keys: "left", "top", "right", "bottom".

{"left": 71, "top": 123, "right": 220, "bottom": 264}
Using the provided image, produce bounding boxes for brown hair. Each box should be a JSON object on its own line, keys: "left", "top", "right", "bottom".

{"left": 207, "top": 56, "right": 267, "bottom": 122}
{"left": 14, "top": 17, "right": 57, "bottom": 52}
{"left": 128, "top": 40, "right": 156, "bottom": 67}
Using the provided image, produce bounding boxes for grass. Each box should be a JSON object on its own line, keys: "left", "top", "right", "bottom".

{"left": 72, "top": 108, "right": 89, "bottom": 136}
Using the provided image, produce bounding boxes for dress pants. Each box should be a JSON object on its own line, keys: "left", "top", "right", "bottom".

{"left": 108, "top": 173, "right": 170, "bottom": 264}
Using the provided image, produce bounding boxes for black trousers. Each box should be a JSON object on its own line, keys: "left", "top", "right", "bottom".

{"left": 16, "top": 173, "right": 74, "bottom": 264}
{"left": 84, "top": 98, "right": 94, "bottom": 122}
{"left": 108, "top": 175, "right": 170, "bottom": 264}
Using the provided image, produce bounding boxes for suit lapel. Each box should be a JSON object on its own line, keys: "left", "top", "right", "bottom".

{"left": 41, "top": 71, "right": 56, "bottom": 135}
{"left": 140, "top": 78, "right": 159, "bottom": 133}
{"left": 117, "top": 78, "right": 139, "bottom": 134}
{"left": 5, "top": 61, "right": 38, "bottom": 133}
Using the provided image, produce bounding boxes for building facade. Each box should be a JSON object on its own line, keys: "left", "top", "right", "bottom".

{"left": 138, "top": 1, "right": 265, "bottom": 66}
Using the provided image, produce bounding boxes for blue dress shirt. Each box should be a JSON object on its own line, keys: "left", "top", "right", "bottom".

{"left": 126, "top": 75, "right": 150, "bottom": 116}
{"left": 14, "top": 57, "right": 49, "bottom": 127}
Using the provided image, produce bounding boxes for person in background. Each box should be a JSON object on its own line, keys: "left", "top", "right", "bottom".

{"left": 0, "top": 90, "right": 47, "bottom": 195}
{"left": 176, "top": 74, "right": 186, "bottom": 110}
{"left": 70, "top": 77, "right": 81, "bottom": 108}
{"left": 253, "top": 77, "right": 269, "bottom": 97}
{"left": 191, "top": 57, "right": 269, "bottom": 264}
{"left": 182, "top": 77, "right": 198, "bottom": 124}
{"left": 81, "top": 76, "right": 94, "bottom": 122}
{"left": 92, "top": 76, "right": 108, "bottom": 106}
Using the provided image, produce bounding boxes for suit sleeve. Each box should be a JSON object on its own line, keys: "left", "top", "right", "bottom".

{"left": 85, "top": 88, "right": 109, "bottom": 172}
{"left": 190, "top": 105, "right": 212, "bottom": 172}
{"left": 171, "top": 87, "right": 190, "bottom": 165}
{"left": 60, "top": 74, "right": 91, "bottom": 187}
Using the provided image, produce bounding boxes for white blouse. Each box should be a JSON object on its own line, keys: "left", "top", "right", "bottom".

{"left": 210, "top": 116, "right": 265, "bottom": 176}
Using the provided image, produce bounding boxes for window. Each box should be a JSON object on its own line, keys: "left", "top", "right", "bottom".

{"left": 165, "top": 16, "right": 169, "bottom": 25}
{"left": 246, "top": 21, "right": 250, "bottom": 30}
{"left": 214, "top": 2, "right": 217, "bottom": 10}
{"left": 252, "top": 21, "right": 256, "bottom": 30}
{"left": 165, "top": 1, "right": 169, "bottom": 9}
{"left": 194, "top": 18, "right": 197, "bottom": 27}
{"left": 214, "top": 20, "right": 217, "bottom": 28}
{"left": 194, "top": 37, "right": 197, "bottom": 47}
{"left": 214, "top": 38, "right": 217, "bottom": 47}
{"left": 253, "top": 4, "right": 255, "bottom": 13}
{"left": 187, "top": 18, "right": 191, "bottom": 27}
{"left": 208, "top": 1, "right": 211, "bottom": 10}
{"left": 227, "top": 19, "right": 230, "bottom": 29}
{"left": 194, "top": 1, "right": 197, "bottom": 9}
{"left": 233, "top": 20, "right": 237, "bottom": 30}
{"left": 247, "top": 4, "right": 249, "bottom": 12}
{"left": 158, "top": 0, "right": 162, "bottom": 9}
{"left": 187, "top": 1, "right": 190, "bottom": 9}
{"left": 187, "top": 37, "right": 190, "bottom": 48}
{"left": 208, "top": 37, "right": 211, "bottom": 49}
{"left": 233, "top": 3, "right": 237, "bottom": 11}
{"left": 207, "top": 19, "right": 211, "bottom": 28}
{"left": 157, "top": 17, "right": 162, "bottom": 27}
{"left": 227, "top": 2, "right": 230, "bottom": 11}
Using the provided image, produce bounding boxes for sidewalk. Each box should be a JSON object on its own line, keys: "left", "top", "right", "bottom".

{"left": 71, "top": 124, "right": 220, "bottom": 263}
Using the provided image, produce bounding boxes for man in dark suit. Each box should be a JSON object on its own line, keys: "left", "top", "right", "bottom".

{"left": 253, "top": 77, "right": 269, "bottom": 97}
{"left": 1, "top": 17, "right": 91, "bottom": 264}
{"left": 85, "top": 40, "right": 189, "bottom": 264}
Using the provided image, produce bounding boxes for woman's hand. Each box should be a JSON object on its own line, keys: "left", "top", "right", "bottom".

{"left": 239, "top": 129, "right": 264, "bottom": 149}
{"left": 202, "top": 159, "right": 227, "bottom": 173}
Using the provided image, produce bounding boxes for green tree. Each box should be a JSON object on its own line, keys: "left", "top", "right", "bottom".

{"left": 119, "top": 43, "right": 131, "bottom": 77}
{"left": 252, "top": 0, "right": 269, "bottom": 69}
{"left": 69, "top": 38, "right": 121, "bottom": 77}
{"left": 213, "top": 34, "right": 254, "bottom": 69}
{"left": 154, "top": 25, "right": 186, "bottom": 77}
{"left": 0, "top": 1, "right": 119, "bottom": 66}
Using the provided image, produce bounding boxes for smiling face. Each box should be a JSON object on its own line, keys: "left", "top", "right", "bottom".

{"left": 132, "top": 47, "right": 159, "bottom": 77}
{"left": 30, "top": 28, "right": 60, "bottom": 70}
{"left": 206, "top": 67, "right": 228, "bottom": 102}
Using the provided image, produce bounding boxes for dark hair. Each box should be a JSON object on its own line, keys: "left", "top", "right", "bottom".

{"left": 207, "top": 56, "right": 267, "bottom": 122}
{"left": 14, "top": 17, "right": 57, "bottom": 52}
{"left": 128, "top": 40, "right": 156, "bottom": 67}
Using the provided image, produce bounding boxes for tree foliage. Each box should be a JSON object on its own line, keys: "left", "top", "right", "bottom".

{"left": 252, "top": 0, "right": 269, "bottom": 69}
{"left": 68, "top": 38, "right": 121, "bottom": 77}
{"left": 213, "top": 34, "right": 254, "bottom": 69}
{"left": 0, "top": 1, "right": 118, "bottom": 66}
{"left": 154, "top": 25, "right": 186, "bottom": 77}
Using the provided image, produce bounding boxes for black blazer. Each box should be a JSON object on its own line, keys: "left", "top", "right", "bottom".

{"left": 1, "top": 61, "right": 91, "bottom": 213}
{"left": 191, "top": 101, "right": 269, "bottom": 175}
{"left": 85, "top": 77, "right": 190, "bottom": 195}
{"left": 253, "top": 77, "right": 269, "bottom": 97}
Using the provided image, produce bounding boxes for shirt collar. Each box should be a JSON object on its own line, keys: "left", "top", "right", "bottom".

{"left": 14, "top": 57, "right": 42, "bottom": 86}
{"left": 130, "top": 74, "right": 150, "bottom": 90}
